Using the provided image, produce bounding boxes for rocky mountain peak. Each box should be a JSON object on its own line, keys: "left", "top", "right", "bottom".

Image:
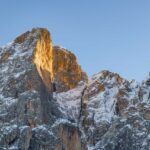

{"left": 14, "top": 28, "right": 51, "bottom": 44}
{"left": 0, "top": 28, "right": 88, "bottom": 150}
{"left": 13, "top": 28, "right": 88, "bottom": 92}
{"left": 91, "top": 70, "right": 127, "bottom": 85}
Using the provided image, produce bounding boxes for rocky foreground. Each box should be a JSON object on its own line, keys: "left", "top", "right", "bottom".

{"left": 1, "top": 28, "right": 150, "bottom": 150}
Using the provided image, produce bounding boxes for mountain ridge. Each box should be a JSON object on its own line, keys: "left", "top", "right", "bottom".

{"left": 1, "top": 28, "right": 150, "bottom": 150}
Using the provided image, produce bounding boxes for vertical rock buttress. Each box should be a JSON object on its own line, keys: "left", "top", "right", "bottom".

{"left": 33, "top": 28, "right": 88, "bottom": 93}
{"left": 32, "top": 28, "right": 88, "bottom": 150}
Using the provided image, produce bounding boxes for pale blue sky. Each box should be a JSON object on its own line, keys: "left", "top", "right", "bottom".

{"left": 0, "top": 0, "right": 150, "bottom": 81}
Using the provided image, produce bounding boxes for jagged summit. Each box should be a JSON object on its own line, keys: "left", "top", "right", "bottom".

{"left": 1, "top": 28, "right": 150, "bottom": 150}
{"left": 6, "top": 28, "right": 88, "bottom": 92}
{"left": 14, "top": 28, "right": 52, "bottom": 44}
{"left": 91, "top": 70, "right": 127, "bottom": 84}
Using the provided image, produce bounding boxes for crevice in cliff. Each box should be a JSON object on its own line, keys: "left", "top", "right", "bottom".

{"left": 78, "top": 84, "right": 88, "bottom": 122}
{"left": 39, "top": 77, "right": 55, "bottom": 124}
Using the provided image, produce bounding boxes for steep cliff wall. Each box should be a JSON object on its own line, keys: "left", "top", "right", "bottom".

{"left": 0, "top": 28, "right": 87, "bottom": 150}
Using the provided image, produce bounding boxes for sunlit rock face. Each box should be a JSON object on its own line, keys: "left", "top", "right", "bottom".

{"left": 52, "top": 46, "right": 88, "bottom": 92}
{"left": 14, "top": 28, "right": 87, "bottom": 93}
{"left": 14, "top": 28, "right": 87, "bottom": 92}
{"left": 33, "top": 28, "right": 53, "bottom": 91}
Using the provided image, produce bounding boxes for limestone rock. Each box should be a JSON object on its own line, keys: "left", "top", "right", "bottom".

{"left": 55, "top": 122, "right": 87, "bottom": 150}
{"left": 52, "top": 46, "right": 87, "bottom": 92}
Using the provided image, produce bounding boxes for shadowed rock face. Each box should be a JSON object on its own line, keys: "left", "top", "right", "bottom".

{"left": 55, "top": 123, "right": 87, "bottom": 150}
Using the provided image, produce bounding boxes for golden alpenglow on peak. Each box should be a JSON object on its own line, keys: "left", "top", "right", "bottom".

{"left": 15, "top": 28, "right": 88, "bottom": 92}
{"left": 33, "top": 28, "right": 54, "bottom": 91}
{"left": 52, "top": 45, "right": 88, "bottom": 91}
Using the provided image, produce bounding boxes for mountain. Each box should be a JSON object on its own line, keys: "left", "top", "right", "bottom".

{"left": 0, "top": 28, "right": 150, "bottom": 150}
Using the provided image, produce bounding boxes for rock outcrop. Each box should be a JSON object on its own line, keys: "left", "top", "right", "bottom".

{"left": 52, "top": 46, "right": 87, "bottom": 92}
{"left": 14, "top": 28, "right": 87, "bottom": 93}
{"left": 1, "top": 28, "right": 150, "bottom": 150}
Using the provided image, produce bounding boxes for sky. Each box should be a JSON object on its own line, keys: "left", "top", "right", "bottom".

{"left": 0, "top": 0, "right": 150, "bottom": 81}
